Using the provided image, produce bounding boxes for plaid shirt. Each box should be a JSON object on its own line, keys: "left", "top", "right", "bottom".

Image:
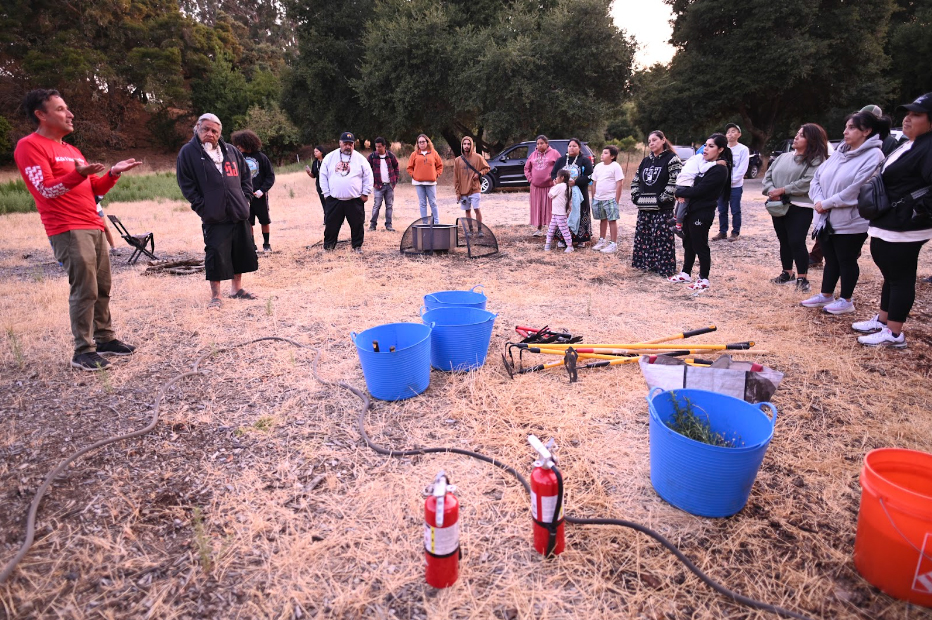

{"left": 367, "top": 151, "right": 400, "bottom": 189}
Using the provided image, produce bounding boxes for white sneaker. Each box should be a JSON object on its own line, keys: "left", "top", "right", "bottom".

{"left": 824, "top": 298, "right": 855, "bottom": 315}
{"left": 591, "top": 238, "right": 606, "bottom": 251}
{"left": 800, "top": 293, "right": 833, "bottom": 308}
{"left": 600, "top": 242, "right": 617, "bottom": 254}
{"left": 564, "top": 246, "right": 575, "bottom": 253}
{"left": 532, "top": 229, "right": 543, "bottom": 237}
{"left": 688, "top": 278, "right": 709, "bottom": 291}
{"left": 668, "top": 272, "right": 691, "bottom": 283}
{"left": 852, "top": 314, "right": 885, "bottom": 334}
{"left": 858, "top": 326, "right": 906, "bottom": 348}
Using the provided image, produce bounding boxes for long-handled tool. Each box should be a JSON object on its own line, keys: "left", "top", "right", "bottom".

{"left": 636, "top": 325, "right": 717, "bottom": 345}
{"left": 517, "top": 341, "right": 755, "bottom": 351}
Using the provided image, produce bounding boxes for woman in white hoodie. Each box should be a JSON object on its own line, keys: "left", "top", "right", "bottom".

{"left": 800, "top": 112, "right": 888, "bottom": 315}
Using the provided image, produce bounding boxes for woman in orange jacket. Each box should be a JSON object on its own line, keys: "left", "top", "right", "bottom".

{"left": 407, "top": 134, "right": 444, "bottom": 223}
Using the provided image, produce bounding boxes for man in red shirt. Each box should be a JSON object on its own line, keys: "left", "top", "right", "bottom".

{"left": 14, "top": 89, "right": 142, "bottom": 371}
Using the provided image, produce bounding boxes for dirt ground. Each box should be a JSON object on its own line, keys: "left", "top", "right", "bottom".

{"left": 3, "top": 170, "right": 932, "bottom": 620}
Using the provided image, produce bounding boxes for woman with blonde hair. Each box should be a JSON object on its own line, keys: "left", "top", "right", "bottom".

{"left": 406, "top": 134, "right": 444, "bottom": 223}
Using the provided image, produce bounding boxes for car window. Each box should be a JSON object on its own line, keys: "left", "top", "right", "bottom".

{"left": 506, "top": 146, "right": 528, "bottom": 160}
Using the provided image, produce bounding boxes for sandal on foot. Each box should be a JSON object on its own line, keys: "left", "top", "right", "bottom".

{"left": 231, "top": 289, "right": 257, "bottom": 300}
{"left": 207, "top": 298, "right": 222, "bottom": 310}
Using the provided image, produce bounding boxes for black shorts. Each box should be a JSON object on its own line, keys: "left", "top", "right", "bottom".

{"left": 249, "top": 196, "right": 271, "bottom": 226}
{"left": 203, "top": 220, "right": 259, "bottom": 281}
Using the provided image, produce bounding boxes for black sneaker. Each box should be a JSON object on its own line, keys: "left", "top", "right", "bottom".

{"left": 368, "top": 225, "right": 376, "bottom": 231}
{"left": 771, "top": 271, "right": 795, "bottom": 285}
{"left": 796, "top": 278, "right": 811, "bottom": 292}
{"left": 385, "top": 226, "right": 395, "bottom": 232}
{"left": 71, "top": 352, "right": 111, "bottom": 371}
{"left": 96, "top": 339, "right": 136, "bottom": 356}
{"left": 263, "top": 244, "right": 272, "bottom": 254}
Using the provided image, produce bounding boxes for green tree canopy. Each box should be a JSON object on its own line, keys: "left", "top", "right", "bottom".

{"left": 633, "top": 0, "right": 896, "bottom": 152}
{"left": 282, "top": 0, "right": 635, "bottom": 155}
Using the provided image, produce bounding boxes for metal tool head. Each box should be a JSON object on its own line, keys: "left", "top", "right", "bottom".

{"left": 564, "top": 347, "right": 579, "bottom": 383}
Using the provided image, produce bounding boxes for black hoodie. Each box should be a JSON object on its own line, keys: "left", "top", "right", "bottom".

{"left": 176, "top": 134, "right": 252, "bottom": 224}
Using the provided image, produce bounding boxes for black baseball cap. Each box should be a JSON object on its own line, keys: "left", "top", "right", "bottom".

{"left": 897, "top": 93, "right": 932, "bottom": 115}
{"left": 339, "top": 131, "right": 355, "bottom": 142}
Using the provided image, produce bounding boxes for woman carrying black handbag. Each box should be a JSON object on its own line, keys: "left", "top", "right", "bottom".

{"left": 853, "top": 92, "right": 932, "bottom": 348}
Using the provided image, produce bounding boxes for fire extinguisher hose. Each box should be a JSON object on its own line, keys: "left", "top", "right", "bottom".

{"left": 311, "top": 351, "right": 814, "bottom": 620}
{"left": 545, "top": 466, "right": 564, "bottom": 558}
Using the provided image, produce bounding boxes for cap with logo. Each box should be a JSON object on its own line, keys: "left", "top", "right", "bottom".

{"left": 340, "top": 131, "right": 355, "bottom": 143}
{"left": 897, "top": 93, "right": 932, "bottom": 115}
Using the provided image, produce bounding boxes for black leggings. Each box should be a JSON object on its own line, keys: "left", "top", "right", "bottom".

{"left": 772, "top": 206, "right": 813, "bottom": 274}
{"left": 872, "top": 237, "right": 928, "bottom": 323}
{"left": 682, "top": 209, "right": 715, "bottom": 279}
{"left": 819, "top": 232, "right": 867, "bottom": 299}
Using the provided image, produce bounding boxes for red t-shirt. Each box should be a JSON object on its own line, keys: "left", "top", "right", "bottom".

{"left": 14, "top": 133, "right": 118, "bottom": 237}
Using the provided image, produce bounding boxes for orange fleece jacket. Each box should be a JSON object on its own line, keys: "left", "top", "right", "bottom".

{"left": 406, "top": 138, "right": 444, "bottom": 182}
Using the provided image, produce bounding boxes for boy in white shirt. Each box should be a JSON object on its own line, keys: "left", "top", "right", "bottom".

{"left": 713, "top": 123, "right": 749, "bottom": 241}
{"left": 590, "top": 146, "right": 625, "bottom": 253}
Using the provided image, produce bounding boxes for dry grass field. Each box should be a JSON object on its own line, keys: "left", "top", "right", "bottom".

{"left": 3, "top": 165, "right": 932, "bottom": 620}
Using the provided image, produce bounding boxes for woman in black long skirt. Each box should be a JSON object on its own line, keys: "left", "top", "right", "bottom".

{"left": 631, "top": 130, "right": 681, "bottom": 277}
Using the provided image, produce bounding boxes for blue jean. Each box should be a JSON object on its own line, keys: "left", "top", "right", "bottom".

{"left": 371, "top": 185, "right": 394, "bottom": 228}
{"left": 415, "top": 184, "right": 439, "bottom": 223}
{"left": 717, "top": 186, "right": 743, "bottom": 234}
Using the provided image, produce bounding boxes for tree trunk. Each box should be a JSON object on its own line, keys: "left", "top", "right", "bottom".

{"left": 441, "top": 127, "right": 462, "bottom": 157}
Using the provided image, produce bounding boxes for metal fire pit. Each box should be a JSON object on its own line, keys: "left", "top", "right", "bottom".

{"left": 412, "top": 224, "right": 457, "bottom": 253}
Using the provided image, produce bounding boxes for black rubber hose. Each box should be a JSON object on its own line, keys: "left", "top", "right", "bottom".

{"left": 311, "top": 351, "right": 814, "bottom": 620}
{"left": 0, "top": 336, "right": 304, "bottom": 585}
{"left": 2, "top": 342, "right": 814, "bottom": 620}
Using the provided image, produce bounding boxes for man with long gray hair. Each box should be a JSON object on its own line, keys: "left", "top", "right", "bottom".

{"left": 176, "top": 113, "right": 258, "bottom": 309}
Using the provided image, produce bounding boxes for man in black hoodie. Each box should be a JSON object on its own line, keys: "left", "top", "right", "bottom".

{"left": 177, "top": 113, "right": 258, "bottom": 309}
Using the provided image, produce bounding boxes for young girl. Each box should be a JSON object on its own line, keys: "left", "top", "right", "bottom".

{"left": 545, "top": 170, "right": 575, "bottom": 253}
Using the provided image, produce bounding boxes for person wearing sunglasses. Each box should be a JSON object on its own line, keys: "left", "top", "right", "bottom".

{"left": 406, "top": 134, "right": 444, "bottom": 224}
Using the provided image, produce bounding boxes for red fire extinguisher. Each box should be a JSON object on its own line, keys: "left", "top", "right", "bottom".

{"left": 528, "top": 435, "right": 565, "bottom": 557}
{"left": 424, "top": 470, "right": 460, "bottom": 588}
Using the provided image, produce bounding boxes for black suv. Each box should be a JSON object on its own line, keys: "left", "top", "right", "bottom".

{"left": 480, "top": 139, "right": 594, "bottom": 194}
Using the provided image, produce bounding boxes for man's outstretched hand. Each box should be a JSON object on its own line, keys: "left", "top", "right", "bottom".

{"left": 110, "top": 159, "right": 143, "bottom": 175}
{"left": 75, "top": 163, "right": 105, "bottom": 177}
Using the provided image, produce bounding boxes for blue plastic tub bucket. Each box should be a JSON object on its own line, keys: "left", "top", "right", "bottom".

{"left": 351, "top": 323, "right": 432, "bottom": 401}
{"left": 423, "top": 285, "right": 487, "bottom": 311}
{"left": 420, "top": 307, "right": 497, "bottom": 371}
{"left": 646, "top": 388, "right": 777, "bottom": 517}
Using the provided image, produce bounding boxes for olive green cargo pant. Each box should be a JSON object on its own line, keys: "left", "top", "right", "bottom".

{"left": 48, "top": 229, "right": 114, "bottom": 355}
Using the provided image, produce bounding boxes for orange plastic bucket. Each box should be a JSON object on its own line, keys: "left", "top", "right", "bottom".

{"left": 855, "top": 448, "right": 932, "bottom": 607}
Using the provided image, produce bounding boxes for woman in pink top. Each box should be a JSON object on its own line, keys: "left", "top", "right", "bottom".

{"left": 524, "top": 135, "right": 561, "bottom": 236}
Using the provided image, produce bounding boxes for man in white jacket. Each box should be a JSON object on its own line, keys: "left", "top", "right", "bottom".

{"left": 713, "top": 123, "right": 749, "bottom": 241}
{"left": 320, "top": 131, "right": 373, "bottom": 253}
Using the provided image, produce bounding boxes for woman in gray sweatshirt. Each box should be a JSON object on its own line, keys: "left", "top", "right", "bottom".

{"left": 763, "top": 123, "right": 829, "bottom": 292}
{"left": 800, "top": 112, "right": 888, "bottom": 315}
